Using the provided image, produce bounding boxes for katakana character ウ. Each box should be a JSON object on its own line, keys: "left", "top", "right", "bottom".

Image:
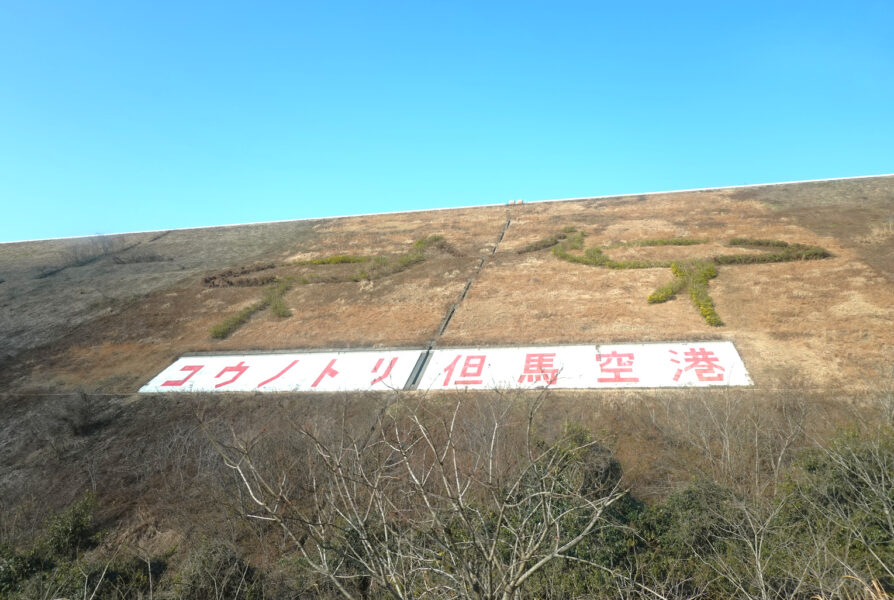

{"left": 214, "top": 361, "right": 249, "bottom": 388}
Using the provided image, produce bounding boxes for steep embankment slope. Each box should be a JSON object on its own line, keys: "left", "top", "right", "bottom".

{"left": 1, "top": 176, "right": 892, "bottom": 599}
{"left": 1, "top": 176, "right": 892, "bottom": 392}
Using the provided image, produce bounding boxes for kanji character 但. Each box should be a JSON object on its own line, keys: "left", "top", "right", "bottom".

{"left": 371, "top": 357, "right": 398, "bottom": 386}
{"left": 669, "top": 347, "right": 725, "bottom": 382}
{"left": 162, "top": 364, "right": 203, "bottom": 387}
{"left": 214, "top": 361, "right": 249, "bottom": 388}
{"left": 518, "top": 353, "right": 559, "bottom": 385}
{"left": 257, "top": 360, "right": 299, "bottom": 388}
{"left": 312, "top": 359, "right": 340, "bottom": 387}
{"left": 442, "top": 354, "right": 486, "bottom": 386}
{"left": 595, "top": 351, "right": 639, "bottom": 383}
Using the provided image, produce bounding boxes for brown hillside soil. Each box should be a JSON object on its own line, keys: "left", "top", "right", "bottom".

{"left": 444, "top": 187, "right": 893, "bottom": 386}
{"left": 1, "top": 206, "right": 509, "bottom": 392}
{"left": 1, "top": 178, "right": 891, "bottom": 392}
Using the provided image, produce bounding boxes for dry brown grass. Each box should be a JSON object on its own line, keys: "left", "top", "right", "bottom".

{"left": 2, "top": 178, "right": 893, "bottom": 394}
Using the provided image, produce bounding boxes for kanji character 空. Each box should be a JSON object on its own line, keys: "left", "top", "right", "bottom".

{"left": 595, "top": 351, "right": 639, "bottom": 383}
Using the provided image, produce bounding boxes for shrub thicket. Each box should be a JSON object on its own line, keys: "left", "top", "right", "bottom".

{"left": 541, "top": 230, "right": 831, "bottom": 326}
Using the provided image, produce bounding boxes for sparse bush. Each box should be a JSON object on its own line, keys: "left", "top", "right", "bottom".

{"left": 172, "top": 540, "right": 263, "bottom": 600}
{"left": 210, "top": 278, "right": 292, "bottom": 338}
{"left": 210, "top": 302, "right": 266, "bottom": 339}
{"left": 43, "top": 492, "right": 98, "bottom": 559}
{"left": 293, "top": 254, "right": 370, "bottom": 265}
{"left": 519, "top": 227, "right": 581, "bottom": 253}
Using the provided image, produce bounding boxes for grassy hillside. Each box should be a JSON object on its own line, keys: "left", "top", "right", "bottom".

{"left": 1, "top": 176, "right": 892, "bottom": 598}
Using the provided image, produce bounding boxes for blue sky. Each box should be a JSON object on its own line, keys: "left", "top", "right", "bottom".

{"left": 1, "top": 1, "right": 892, "bottom": 242}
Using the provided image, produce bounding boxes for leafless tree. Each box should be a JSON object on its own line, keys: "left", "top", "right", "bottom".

{"left": 206, "top": 395, "right": 626, "bottom": 600}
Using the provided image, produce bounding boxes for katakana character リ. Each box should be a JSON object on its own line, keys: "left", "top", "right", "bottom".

{"left": 371, "top": 357, "right": 398, "bottom": 386}
{"left": 214, "top": 361, "right": 249, "bottom": 388}
{"left": 312, "top": 359, "right": 340, "bottom": 387}
{"left": 257, "top": 360, "right": 299, "bottom": 388}
{"left": 669, "top": 347, "right": 725, "bottom": 382}
{"left": 162, "top": 364, "right": 203, "bottom": 387}
{"left": 442, "top": 354, "right": 486, "bottom": 386}
{"left": 595, "top": 351, "right": 639, "bottom": 383}
{"left": 517, "top": 353, "right": 559, "bottom": 385}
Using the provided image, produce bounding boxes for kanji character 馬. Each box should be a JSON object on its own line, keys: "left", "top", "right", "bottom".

{"left": 517, "top": 353, "right": 559, "bottom": 385}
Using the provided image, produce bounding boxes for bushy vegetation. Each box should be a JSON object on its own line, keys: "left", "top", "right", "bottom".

{"left": 3, "top": 390, "right": 892, "bottom": 600}
{"left": 198, "top": 398, "right": 894, "bottom": 600}
{"left": 292, "top": 254, "right": 370, "bottom": 265}
{"left": 539, "top": 229, "right": 832, "bottom": 326}
{"left": 210, "top": 278, "right": 293, "bottom": 338}
{"left": 517, "top": 226, "right": 581, "bottom": 253}
{"left": 208, "top": 236, "right": 451, "bottom": 338}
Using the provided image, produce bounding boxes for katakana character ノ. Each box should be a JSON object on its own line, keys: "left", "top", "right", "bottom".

{"left": 257, "top": 360, "right": 299, "bottom": 388}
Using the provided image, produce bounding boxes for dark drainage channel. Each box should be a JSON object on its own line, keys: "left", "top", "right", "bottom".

{"left": 404, "top": 214, "right": 512, "bottom": 390}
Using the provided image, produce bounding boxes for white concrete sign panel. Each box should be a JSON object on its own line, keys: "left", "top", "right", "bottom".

{"left": 140, "top": 349, "right": 423, "bottom": 393}
{"left": 416, "top": 342, "right": 751, "bottom": 390}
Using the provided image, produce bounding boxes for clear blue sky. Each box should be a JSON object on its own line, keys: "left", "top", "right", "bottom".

{"left": 1, "top": 1, "right": 892, "bottom": 242}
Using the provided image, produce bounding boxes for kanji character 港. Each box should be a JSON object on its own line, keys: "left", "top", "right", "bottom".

{"left": 669, "top": 347, "right": 725, "bottom": 382}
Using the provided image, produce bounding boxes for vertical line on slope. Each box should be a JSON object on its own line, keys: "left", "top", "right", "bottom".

{"left": 405, "top": 212, "right": 512, "bottom": 389}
